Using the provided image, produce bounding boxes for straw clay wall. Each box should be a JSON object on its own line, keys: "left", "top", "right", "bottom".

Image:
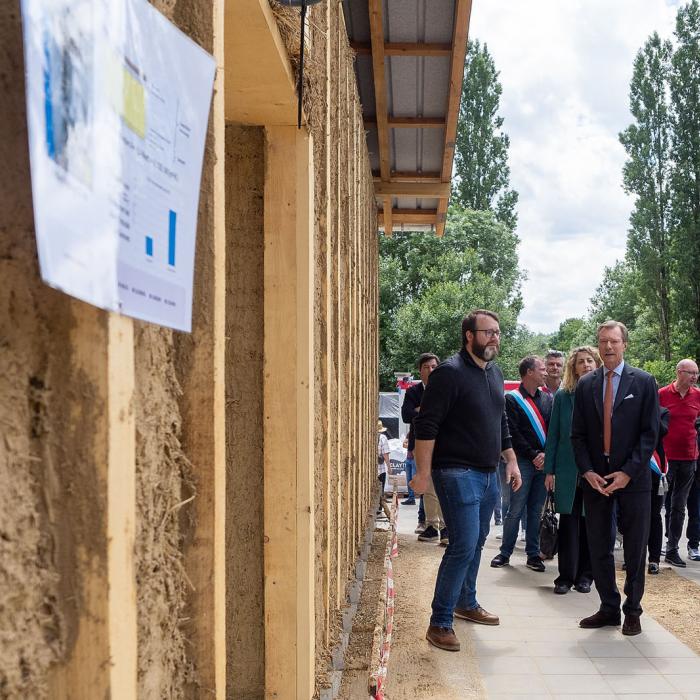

{"left": 268, "top": 0, "right": 379, "bottom": 692}
{"left": 0, "top": 0, "right": 223, "bottom": 697}
{"left": 224, "top": 1, "right": 379, "bottom": 694}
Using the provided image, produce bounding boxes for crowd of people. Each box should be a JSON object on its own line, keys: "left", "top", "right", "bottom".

{"left": 380, "top": 309, "right": 700, "bottom": 651}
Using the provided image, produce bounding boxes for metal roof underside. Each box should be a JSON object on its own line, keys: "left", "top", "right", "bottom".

{"left": 342, "top": 0, "right": 472, "bottom": 235}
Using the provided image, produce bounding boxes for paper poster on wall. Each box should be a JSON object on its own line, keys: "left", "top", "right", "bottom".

{"left": 21, "top": 0, "right": 216, "bottom": 331}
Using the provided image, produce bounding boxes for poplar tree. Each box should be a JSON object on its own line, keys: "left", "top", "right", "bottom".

{"left": 452, "top": 40, "right": 518, "bottom": 230}
{"left": 619, "top": 33, "right": 674, "bottom": 360}
{"left": 670, "top": 0, "right": 700, "bottom": 356}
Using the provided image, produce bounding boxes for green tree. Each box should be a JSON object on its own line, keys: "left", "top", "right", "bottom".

{"left": 452, "top": 40, "right": 519, "bottom": 230}
{"left": 670, "top": 0, "right": 700, "bottom": 357}
{"left": 619, "top": 32, "right": 675, "bottom": 360}
{"left": 378, "top": 206, "right": 524, "bottom": 388}
{"left": 548, "top": 318, "right": 591, "bottom": 353}
{"left": 588, "top": 261, "right": 639, "bottom": 330}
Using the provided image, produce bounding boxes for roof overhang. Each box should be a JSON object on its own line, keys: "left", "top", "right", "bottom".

{"left": 342, "top": 0, "right": 472, "bottom": 236}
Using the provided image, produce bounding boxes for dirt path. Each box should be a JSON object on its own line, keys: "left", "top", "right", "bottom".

{"left": 384, "top": 534, "right": 486, "bottom": 699}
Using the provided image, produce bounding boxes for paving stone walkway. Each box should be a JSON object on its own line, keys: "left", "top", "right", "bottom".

{"left": 394, "top": 503, "right": 700, "bottom": 699}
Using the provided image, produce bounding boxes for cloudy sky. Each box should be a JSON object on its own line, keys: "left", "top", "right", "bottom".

{"left": 468, "top": 0, "right": 680, "bottom": 333}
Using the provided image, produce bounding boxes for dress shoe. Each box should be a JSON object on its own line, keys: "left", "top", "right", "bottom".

{"left": 425, "top": 625, "right": 460, "bottom": 651}
{"left": 665, "top": 550, "right": 687, "bottom": 567}
{"left": 648, "top": 562, "right": 660, "bottom": 575}
{"left": 579, "top": 610, "right": 621, "bottom": 628}
{"left": 554, "top": 582, "right": 570, "bottom": 595}
{"left": 574, "top": 581, "right": 591, "bottom": 593}
{"left": 688, "top": 546, "right": 700, "bottom": 561}
{"left": 526, "top": 556, "right": 545, "bottom": 572}
{"left": 454, "top": 606, "right": 499, "bottom": 626}
{"left": 622, "top": 613, "right": 642, "bottom": 636}
{"left": 490, "top": 553, "right": 510, "bottom": 568}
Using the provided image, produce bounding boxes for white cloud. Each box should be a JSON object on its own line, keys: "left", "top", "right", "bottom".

{"left": 468, "top": 0, "right": 679, "bottom": 333}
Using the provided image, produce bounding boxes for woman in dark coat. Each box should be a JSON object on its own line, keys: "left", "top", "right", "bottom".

{"left": 544, "top": 346, "right": 601, "bottom": 594}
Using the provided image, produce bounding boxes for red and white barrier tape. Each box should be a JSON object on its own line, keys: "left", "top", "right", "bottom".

{"left": 370, "top": 490, "right": 399, "bottom": 699}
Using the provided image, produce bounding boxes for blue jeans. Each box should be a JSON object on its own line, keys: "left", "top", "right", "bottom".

{"left": 430, "top": 467, "right": 499, "bottom": 628}
{"left": 501, "top": 460, "right": 546, "bottom": 558}
{"left": 498, "top": 460, "right": 525, "bottom": 529}
{"left": 404, "top": 458, "right": 416, "bottom": 500}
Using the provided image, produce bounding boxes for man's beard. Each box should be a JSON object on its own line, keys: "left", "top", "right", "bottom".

{"left": 472, "top": 338, "right": 499, "bottom": 361}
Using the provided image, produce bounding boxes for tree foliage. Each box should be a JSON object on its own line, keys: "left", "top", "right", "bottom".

{"left": 378, "top": 207, "right": 524, "bottom": 388}
{"left": 619, "top": 32, "right": 674, "bottom": 360}
{"left": 453, "top": 40, "right": 519, "bottom": 230}
{"left": 670, "top": 0, "right": 700, "bottom": 358}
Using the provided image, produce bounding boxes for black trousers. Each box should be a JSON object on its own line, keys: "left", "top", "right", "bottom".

{"left": 648, "top": 472, "right": 663, "bottom": 563}
{"left": 688, "top": 469, "right": 700, "bottom": 549}
{"left": 583, "top": 484, "right": 650, "bottom": 616}
{"left": 665, "top": 460, "right": 697, "bottom": 552}
{"left": 555, "top": 486, "right": 592, "bottom": 587}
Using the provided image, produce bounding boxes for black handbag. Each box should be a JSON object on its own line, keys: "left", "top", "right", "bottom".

{"left": 538, "top": 491, "right": 559, "bottom": 560}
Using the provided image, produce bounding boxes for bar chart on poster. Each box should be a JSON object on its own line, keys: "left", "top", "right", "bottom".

{"left": 21, "top": 0, "right": 216, "bottom": 331}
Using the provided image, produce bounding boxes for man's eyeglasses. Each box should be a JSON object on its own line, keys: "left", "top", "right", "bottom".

{"left": 679, "top": 369, "right": 699, "bottom": 376}
{"left": 474, "top": 329, "right": 501, "bottom": 339}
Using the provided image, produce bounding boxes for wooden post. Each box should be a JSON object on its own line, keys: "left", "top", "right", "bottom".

{"left": 47, "top": 308, "right": 136, "bottom": 700}
{"left": 264, "top": 126, "right": 315, "bottom": 700}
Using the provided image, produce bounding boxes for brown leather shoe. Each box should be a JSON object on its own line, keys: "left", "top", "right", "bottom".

{"left": 454, "top": 606, "right": 500, "bottom": 626}
{"left": 579, "top": 610, "right": 621, "bottom": 628}
{"left": 622, "top": 613, "right": 642, "bottom": 636}
{"left": 425, "top": 625, "right": 460, "bottom": 651}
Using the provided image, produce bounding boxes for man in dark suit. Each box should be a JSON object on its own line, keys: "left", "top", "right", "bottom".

{"left": 571, "top": 320, "right": 660, "bottom": 636}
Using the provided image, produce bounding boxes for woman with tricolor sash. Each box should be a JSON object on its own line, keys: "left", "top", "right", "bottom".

{"left": 544, "top": 347, "right": 601, "bottom": 594}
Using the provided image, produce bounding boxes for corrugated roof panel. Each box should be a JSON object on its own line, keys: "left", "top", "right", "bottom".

{"left": 342, "top": 1, "right": 370, "bottom": 43}
{"left": 421, "top": 129, "right": 446, "bottom": 173}
{"left": 385, "top": 0, "right": 419, "bottom": 42}
{"left": 355, "top": 55, "right": 376, "bottom": 117}
{"left": 387, "top": 56, "right": 421, "bottom": 118}
{"left": 421, "top": 57, "right": 450, "bottom": 117}
{"left": 392, "top": 129, "right": 419, "bottom": 173}
{"left": 424, "top": 0, "right": 456, "bottom": 43}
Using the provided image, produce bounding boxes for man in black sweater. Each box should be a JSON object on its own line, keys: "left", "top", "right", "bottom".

{"left": 411, "top": 309, "right": 521, "bottom": 652}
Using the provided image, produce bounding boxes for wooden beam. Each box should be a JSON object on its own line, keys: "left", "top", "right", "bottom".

{"left": 368, "top": 0, "right": 390, "bottom": 180}
{"left": 364, "top": 116, "right": 446, "bottom": 129}
{"left": 372, "top": 170, "right": 442, "bottom": 182}
{"left": 378, "top": 208, "right": 437, "bottom": 225}
{"left": 224, "top": 0, "right": 297, "bottom": 125}
{"left": 264, "top": 126, "right": 315, "bottom": 700}
{"left": 351, "top": 41, "right": 452, "bottom": 57}
{"left": 375, "top": 181, "right": 451, "bottom": 198}
{"left": 47, "top": 308, "right": 137, "bottom": 700}
{"left": 106, "top": 315, "right": 137, "bottom": 698}
{"left": 437, "top": 0, "right": 473, "bottom": 236}
{"left": 382, "top": 196, "right": 393, "bottom": 236}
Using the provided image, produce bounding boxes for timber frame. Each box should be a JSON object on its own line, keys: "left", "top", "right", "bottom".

{"left": 344, "top": 0, "right": 473, "bottom": 236}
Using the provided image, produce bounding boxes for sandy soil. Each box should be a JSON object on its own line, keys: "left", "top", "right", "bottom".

{"left": 357, "top": 532, "right": 486, "bottom": 700}
{"left": 616, "top": 565, "right": 700, "bottom": 655}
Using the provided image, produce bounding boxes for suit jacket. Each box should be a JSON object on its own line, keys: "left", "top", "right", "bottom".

{"left": 571, "top": 363, "right": 660, "bottom": 493}
{"left": 401, "top": 382, "right": 424, "bottom": 452}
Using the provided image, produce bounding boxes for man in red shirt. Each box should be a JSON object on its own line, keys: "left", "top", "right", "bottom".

{"left": 659, "top": 359, "right": 700, "bottom": 567}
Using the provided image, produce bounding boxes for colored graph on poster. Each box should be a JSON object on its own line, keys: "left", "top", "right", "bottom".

{"left": 21, "top": 0, "right": 216, "bottom": 331}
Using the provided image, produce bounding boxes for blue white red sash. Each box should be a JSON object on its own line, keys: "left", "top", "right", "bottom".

{"left": 508, "top": 390, "right": 547, "bottom": 448}
{"left": 649, "top": 451, "right": 666, "bottom": 476}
